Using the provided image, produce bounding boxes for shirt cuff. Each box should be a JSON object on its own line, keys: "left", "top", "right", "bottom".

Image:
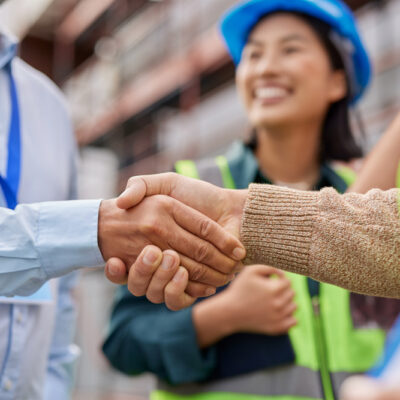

{"left": 36, "top": 199, "right": 105, "bottom": 280}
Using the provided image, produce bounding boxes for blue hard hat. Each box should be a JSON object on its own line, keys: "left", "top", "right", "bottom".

{"left": 220, "top": 0, "right": 371, "bottom": 103}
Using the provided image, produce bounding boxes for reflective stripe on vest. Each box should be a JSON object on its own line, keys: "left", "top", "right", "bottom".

{"left": 154, "top": 365, "right": 322, "bottom": 399}
{"left": 170, "top": 157, "right": 385, "bottom": 400}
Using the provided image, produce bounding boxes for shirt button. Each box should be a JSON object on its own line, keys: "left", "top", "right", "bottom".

{"left": 3, "top": 378, "right": 13, "bottom": 391}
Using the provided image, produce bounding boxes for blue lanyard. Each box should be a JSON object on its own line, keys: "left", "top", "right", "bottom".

{"left": 0, "top": 62, "right": 21, "bottom": 210}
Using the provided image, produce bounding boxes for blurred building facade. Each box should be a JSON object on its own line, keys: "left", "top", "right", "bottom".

{"left": 1, "top": 0, "right": 399, "bottom": 399}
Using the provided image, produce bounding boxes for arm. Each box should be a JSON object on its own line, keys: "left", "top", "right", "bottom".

{"left": 350, "top": 112, "right": 400, "bottom": 193}
{"left": 0, "top": 193, "right": 244, "bottom": 297}
{"left": 242, "top": 184, "right": 400, "bottom": 298}
{"left": 0, "top": 200, "right": 103, "bottom": 296}
{"left": 120, "top": 174, "right": 400, "bottom": 299}
{"left": 102, "top": 286, "right": 216, "bottom": 384}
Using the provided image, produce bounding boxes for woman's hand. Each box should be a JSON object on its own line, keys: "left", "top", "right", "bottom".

{"left": 192, "top": 264, "right": 298, "bottom": 348}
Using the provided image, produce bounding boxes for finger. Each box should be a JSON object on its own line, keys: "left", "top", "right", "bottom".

{"left": 270, "top": 276, "right": 292, "bottom": 293}
{"left": 127, "top": 245, "right": 163, "bottom": 297}
{"left": 104, "top": 257, "right": 128, "bottom": 285}
{"left": 165, "top": 267, "right": 196, "bottom": 311}
{"left": 276, "top": 288, "right": 296, "bottom": 310}
{"left": 171, "top": 200, "right": 245, "bottom": 262}
{"left": 179, "top": 253, "right": 234, "bottom": 287}
{"left": 118, "top": 173, "right": 175, "bottom": 210}
{"left": 273, "top": 316, "right": 297, "bottom": 335}
{"left": 146, "top": 250, "right": 180, "bottom": 304}
{"left": 280, "top": 301, "right": 298, "bottom": 318}
{"left": 163, "top": 218, "right": 239, "bottom": 275}
{"left": 186, "top": 281, "right": 216, "bottom": 298}
{"left": 281, "top": 316, "right": 298, "bottom": 332}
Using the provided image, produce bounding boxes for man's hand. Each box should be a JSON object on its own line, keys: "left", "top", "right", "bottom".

{"left": 340, "top": 376, "right": 400, "bottom": 400}
{"left": 117, "top": 173, "right": 248, "bottom": 244}
{"left": 106, "top": 245, "right": 204, "bottom": 311}
{"left": 99, "top": 195, "right": 244, "bottom": 288}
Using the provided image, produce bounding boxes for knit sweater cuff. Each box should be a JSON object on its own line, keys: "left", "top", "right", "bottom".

{"left": 240, "top": 184, "right": 318, "bottom": 273}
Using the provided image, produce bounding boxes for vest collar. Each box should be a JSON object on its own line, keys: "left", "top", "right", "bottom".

{"left": 225, "top": 141, "right": 348, "bottom": 192}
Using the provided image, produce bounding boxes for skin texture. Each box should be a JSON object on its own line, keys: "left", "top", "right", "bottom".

{"left": 192, "top": 265, "right": 297, "bottom": 348}
{"left": 98, "top": 195, "right": 245, "bottom": 291}
{"left": 106, "top": 173, "right": 247, "bottom": 310}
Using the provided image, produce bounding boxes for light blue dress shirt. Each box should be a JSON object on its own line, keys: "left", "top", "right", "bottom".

{"left": 0, "top": 32, "right": 104, "bottom": 399}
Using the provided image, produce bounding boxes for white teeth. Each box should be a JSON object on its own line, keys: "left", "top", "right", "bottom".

{"left": 254, "top": 87, "right": 288, "bottom": 99}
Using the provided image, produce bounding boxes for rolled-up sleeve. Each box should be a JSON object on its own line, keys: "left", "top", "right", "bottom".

{"left": 0, "top": 199, "right": 104, "bottom": 297}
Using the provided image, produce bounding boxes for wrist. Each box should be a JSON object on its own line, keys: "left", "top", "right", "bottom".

{"left": 192, "top": 292, "right": 238, "bottom": 348}
{"left": 98, "top": 199, "right": 120, "bottom": 261}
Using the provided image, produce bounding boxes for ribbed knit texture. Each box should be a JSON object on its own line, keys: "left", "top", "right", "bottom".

{"left": 241, "top": 184, "right": 400, "bottom": 298}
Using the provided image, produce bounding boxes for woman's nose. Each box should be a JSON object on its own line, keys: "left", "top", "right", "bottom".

{"left": 255, "top": 51, "right": 281, "bottom": 76}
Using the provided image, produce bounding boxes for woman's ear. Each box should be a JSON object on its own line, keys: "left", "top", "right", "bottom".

{"left": 328, "top": 70, "right": 347, "bottom": 103}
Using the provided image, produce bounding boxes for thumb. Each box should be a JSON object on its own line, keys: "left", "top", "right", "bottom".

{"left": 116, "top": 177, "right": 147, "bottom": 209}
{"left": 116, "top": 173, "right": 177, "bottom": 210}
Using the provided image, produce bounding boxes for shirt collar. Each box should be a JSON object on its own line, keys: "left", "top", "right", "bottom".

{"left": 0, "top": 30, "right": 18, "bottom": 70}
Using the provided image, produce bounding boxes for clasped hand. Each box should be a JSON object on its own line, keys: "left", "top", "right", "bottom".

{"left": 98, "top": 173, "right": 249, "bottom": 310}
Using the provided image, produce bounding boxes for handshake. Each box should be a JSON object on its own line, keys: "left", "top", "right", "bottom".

{"left": 98, "top": 172, "right": 249, "bottom": 310}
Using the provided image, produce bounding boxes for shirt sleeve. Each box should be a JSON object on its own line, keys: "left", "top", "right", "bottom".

{"left": 102, "top": 286, "right": 216, "bottom": 385}
{"left": 0, "top": 199, "right": 104, "bottom": 297}
{"left": 43, "top": 272, "right": 81, "bottom": 400}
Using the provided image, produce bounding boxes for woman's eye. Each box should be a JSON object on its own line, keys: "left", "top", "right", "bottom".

{"left": 283, "top": 46, "right": 301, "bottom": 54}
{"left": 243, "top": 49, "right": 261, "bottom": 60}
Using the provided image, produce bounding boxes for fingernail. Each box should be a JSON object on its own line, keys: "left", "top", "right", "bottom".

{"left": 143, "top": 248, "right": 159, "bottom": 266}
{"left": 227, "top": 274, "right": 235, "bottom": 283}
{"left": 107, "top": 262, "right": 119, "bottom": 276}
{"left": 205, "top": 287, "right": 216, "bottom": 296}
{"left": 161, "top": 254, "right": 175, "bottom": 271}
{"left": 173, "top": 268, "right": 185, "bottom": 282}
{"left": 232, "top": 247, "right": 246, "bottom": 260}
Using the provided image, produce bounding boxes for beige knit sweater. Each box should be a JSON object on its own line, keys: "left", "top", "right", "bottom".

{"left": 241, "top": 184, "right": 400, "bottom": 298}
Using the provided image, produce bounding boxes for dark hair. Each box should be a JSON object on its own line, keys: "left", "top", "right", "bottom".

{"left": 249, "top": 12, "right": 363, "bottom": 162}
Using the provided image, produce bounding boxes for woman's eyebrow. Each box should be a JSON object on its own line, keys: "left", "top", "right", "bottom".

{"left": 280, "top": 34, "right": 309, "bottom": 44}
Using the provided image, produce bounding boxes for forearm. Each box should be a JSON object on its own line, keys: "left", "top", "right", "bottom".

{"left": 192, "top": 294, "right": 236, "bottom": 349}
{"left": 351, "top": 112, "right": 400, "bottom": 193}
{"left": 241, "top": 184, "right": 400, "bottom": 298}
{"left": 0, "top": 200, "right": 103, "bottom": 296}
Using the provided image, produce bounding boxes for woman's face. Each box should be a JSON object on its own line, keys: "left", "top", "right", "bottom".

{"left": 236, "top": 13, "right": 347, "bottom": 130}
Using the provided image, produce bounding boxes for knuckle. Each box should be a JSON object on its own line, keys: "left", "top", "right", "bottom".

{"left": 189, "top": 264, "right": 208, "bottom": 283}
{"left": 199, "top": 219, "right": 213, "bottom": 239}
{"left": 194, "top": 243, "right": 210, "bottom": 263}
{"left": 127, "top": 281, "right": 145, "bottom": 297}
{"left": 146, "top": 292, "right": 163, "bottom": 304}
